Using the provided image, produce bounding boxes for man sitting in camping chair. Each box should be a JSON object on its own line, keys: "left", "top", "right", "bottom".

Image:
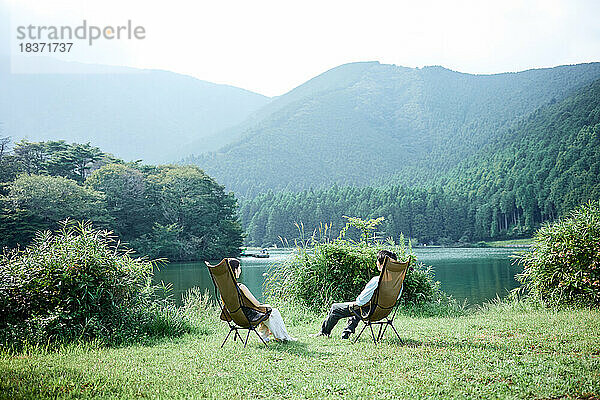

{"left": 310, "top": 249, "right": 407, "bottom": 340}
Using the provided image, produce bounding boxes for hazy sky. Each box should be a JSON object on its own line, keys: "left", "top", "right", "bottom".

{"left": 2, "top": 0, "right": 600, "bottom": 96}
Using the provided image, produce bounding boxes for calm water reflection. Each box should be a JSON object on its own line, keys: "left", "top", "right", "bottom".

{"left": 152, "top": 250, "right": 291, "bottom": 305}
{"left": 415, "top": 247, "right": 524, "bottom": 304}
{"left": 153, "top": 247, "right": 525, "bottom": 305}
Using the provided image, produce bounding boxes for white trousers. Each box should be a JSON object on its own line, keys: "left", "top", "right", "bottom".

{"left": 261, "top": 307, "right": 296, "bottom": 341}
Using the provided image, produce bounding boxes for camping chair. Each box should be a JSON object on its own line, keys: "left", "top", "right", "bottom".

{"left": 205, "top": 259, "right": 272, "bottom": 348}
{"left": 351, "top": 256, "right": 411, "bottom": 344}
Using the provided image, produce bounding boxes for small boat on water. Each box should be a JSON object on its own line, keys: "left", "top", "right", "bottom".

{"left": 240, "top": 248, "right": 270, "bottom": 258}
{"left": 253, "top": 249, "right": 270, "bottom": 258}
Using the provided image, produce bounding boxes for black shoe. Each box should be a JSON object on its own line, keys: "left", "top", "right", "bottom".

{"left": 341, "top": 332, "right": 351, "bottom": 339}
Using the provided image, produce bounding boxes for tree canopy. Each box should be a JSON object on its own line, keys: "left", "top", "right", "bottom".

{"left": 0, "top": 140, "right": 243, "bottom": 261}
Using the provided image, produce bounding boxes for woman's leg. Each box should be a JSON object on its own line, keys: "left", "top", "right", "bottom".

{"left": 263, "top": 308, "right": 296, "bottom": 341}
{"left": 257, "top": 322, "right": 271, "bottom": 339}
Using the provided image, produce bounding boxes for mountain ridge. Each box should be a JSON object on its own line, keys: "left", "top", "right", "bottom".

{"left": 187, "top": 61, "right": 600, "bottom": 197}
{"left": 0, "top": 57, "right": 271, "bottom": 163}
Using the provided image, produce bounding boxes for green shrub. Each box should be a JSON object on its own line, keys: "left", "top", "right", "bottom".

{"left": 401, "top": 261, "right": 439, "bottom": 305}
{"left": 266, "top": 217, "right": 447, "bottom": 313}
{"left": 265, "top": 240, "right": 439, "bottom": 312}
{"left": 0, "top": 221, "right": 190, "bottom": 349}
{"left": 516, "top": 201, "right": 600, "bottom": 307}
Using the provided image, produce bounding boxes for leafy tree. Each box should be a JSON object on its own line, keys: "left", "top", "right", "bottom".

{"left": 131, "top": 223, "right": 185, "bottom": 260}
{"left": 0, "top": 175, "right": 108, "bottom": 248}
{"left": 132, "top": 165, "right": 243, "bottom": 260}
{"left": 0, "top": 136, "right": 18, "bottom": 185}
{"left": 86, "top": 163, "right": 156, "bottom": 240}
{"left": 338, "top": 216, "right": 385, "bottom": 244}
{"left": 68, "top": 143, "right": 105, "bottom": 182}
{"left": 12, "top": 140, "right": 47, "bottom": 175}
{"left": 9, "top": 140, "right": 110, "bottom": 182}
{"left": 0, "top": 136, "right": 9, "bottom": 162}
{"left": 0, "top": 141, "right": 244, "bottom": 261}
{"left": 5, "top": 174, "right": 107, "bottom": 225}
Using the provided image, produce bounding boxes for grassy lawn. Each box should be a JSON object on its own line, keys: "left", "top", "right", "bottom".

{"left": 1, "top": 302, "right": 599, "bottom": 400}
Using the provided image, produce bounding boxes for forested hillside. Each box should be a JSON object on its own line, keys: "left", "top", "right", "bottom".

{"left": 188, "top": 62, "right": 600, "bottom": 197}
{"left": 445, "top": 78, "right": 600, "bottom": 234}
{"left": 0, "top": 58, "right": 270, "bottom": 163}
{"left": 239, "top": 79, "right": 600, "bottom": 246}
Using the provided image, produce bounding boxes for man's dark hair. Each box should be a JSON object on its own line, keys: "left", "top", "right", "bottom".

{"left": 228, "top": 258, "right": 240, "bottom": 272}
{"left": 377, "top": 250, "right": 397, "bottom": 265}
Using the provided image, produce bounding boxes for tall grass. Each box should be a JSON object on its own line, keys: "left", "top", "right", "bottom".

{"left": 0, "top": 221, "right": 193, "bottom": 350}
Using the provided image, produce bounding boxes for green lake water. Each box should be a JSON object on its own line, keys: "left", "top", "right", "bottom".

{"left": 153, "top": 247, "right": 525, "bottom": 306}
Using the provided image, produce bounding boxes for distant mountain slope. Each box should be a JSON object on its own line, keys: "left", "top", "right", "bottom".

{"left": 444, "top": 77, "right": 600, "bottom": 225}
{"left": 185, "top": 61, "right": 381, "bottom": 157}
{"left": 0, "top": 58, "right": 270, "bottom": 163}
{"left": 187, "top": 62, "right": 600, "bottom": 197}
{"left": 237, "top": 79, "right": 600, "bottom": 246}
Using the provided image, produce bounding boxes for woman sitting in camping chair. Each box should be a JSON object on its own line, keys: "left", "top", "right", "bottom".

{"left": 228, "top": 258, "right": 296, "bottom": 342}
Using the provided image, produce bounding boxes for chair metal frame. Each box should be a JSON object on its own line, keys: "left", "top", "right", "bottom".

{"left": 352, "top": 302, "right": 403, "bottom": 344}
{"left": 218, "top": 318, "right": 268, "bottom": 349}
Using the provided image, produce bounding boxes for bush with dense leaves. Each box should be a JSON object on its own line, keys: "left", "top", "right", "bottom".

{"left": 0, "top": 222, "right": 190, "bottom": 348}
{"left": 265, "top": 239, "right": 439, "bottom": 312}
{"left": 516, "top": 201, "right": 600, "bottom": 307}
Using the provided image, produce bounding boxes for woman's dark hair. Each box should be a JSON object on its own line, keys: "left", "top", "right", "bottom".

{"left": 377, "top": 250, "right": 397, "bottom": 265}
{"left": 228, "top": 258, "right": 241, "bottom": 273}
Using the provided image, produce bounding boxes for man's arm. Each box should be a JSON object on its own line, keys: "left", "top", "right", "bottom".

{"left": 355, "top": 277, "right": 379, "bottom": 306}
